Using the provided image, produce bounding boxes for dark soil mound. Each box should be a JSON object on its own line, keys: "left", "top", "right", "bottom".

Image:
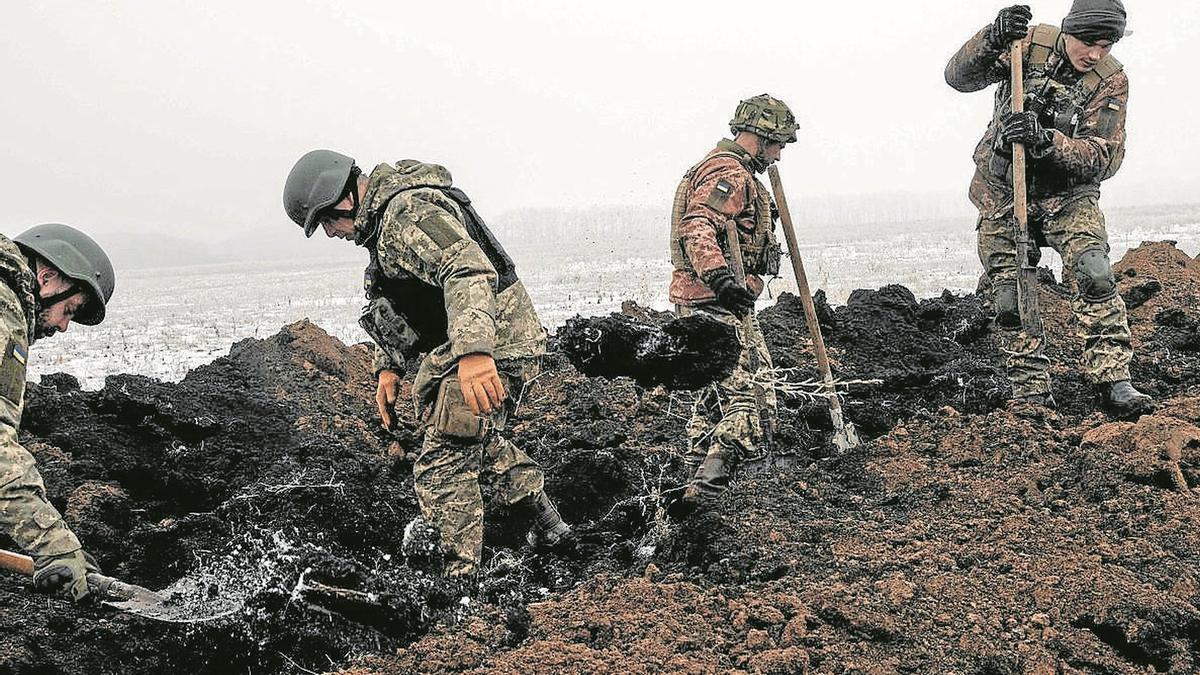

{"left": 558, "top": 305, "right": 740, "bottom": 389}
{"left": 1, "top": 241, "right": 1197, "bottom": 674}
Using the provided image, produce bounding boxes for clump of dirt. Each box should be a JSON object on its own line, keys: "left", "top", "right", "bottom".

{"left": 2, "top": 242, "right": 1198, "bottom": 675}
{"left": 558, "top": 305, "right": 740, "bottom": 389}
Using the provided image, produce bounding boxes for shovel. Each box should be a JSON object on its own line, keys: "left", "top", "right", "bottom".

{"left": 1009, "top": 38, "right": 1044, "bottom": 339}
{"left": 0, "top": 547, "right": 237, "bottom": 623}
{"left": 767, "top": 165, "right": 861, "bottom": 452}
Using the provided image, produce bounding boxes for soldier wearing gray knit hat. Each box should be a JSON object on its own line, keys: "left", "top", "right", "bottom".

{"left": 1062, "top": 0, "right": 1127, "bottom": 44}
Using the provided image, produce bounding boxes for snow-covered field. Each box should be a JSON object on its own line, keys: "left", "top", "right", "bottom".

{"left": 27, "top": 205, "right": 1200, "bottom": 389}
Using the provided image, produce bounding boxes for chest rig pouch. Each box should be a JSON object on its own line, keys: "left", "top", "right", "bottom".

{"left": 741, "top": 176, "right": 781, "bottom": 276}
{"left": 360, "top": 186, "right": 520, "bottom": 360}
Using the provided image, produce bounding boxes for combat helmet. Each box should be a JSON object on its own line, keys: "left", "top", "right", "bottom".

{"left": 283, "top": 149, "right": 358, "bottom": 237}
{"left": 14, "top": 223, "right": 115, "bottom": 325}
{"left": 730, "top": 94, "right": 798, "bottom": 144}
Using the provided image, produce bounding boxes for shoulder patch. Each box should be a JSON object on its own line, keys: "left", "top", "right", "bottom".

{"left": 705, "top": 179, "right": 736, "bottom": 210}
{"left": 416, "top": 214, "right": 461, "bottom": 250}
{"left": 1, "top": 334, "right": 28, "bottom": 404}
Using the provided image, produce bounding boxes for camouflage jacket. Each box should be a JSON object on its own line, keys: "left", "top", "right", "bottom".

{"left": 669, "top": 139, "right": 780, "bottom": 306}
{"left": 353, "top": 162, "right": 546, "bottom": 408}
{"left": 0, "top": 235, "right": 82, "bottom": 557}
{"left": 946, "top": 25, "right": 1128, "bottom": 220}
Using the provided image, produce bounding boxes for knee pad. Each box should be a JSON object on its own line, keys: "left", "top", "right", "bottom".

{"left": 1073, "top": 246, "right": 1117, "bottom": 302}
{"left": 992, "top": 280, "right": 1020, "bottom": 328}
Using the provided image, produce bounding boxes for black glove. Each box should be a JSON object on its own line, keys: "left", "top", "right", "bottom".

{"left": 988, "top": 5, "right": 1032, "bottom": 49}
{"left": 1000, "top": 111, "right": 1054, "bottom": 151}
{"left": 702, "top": 268, "right": 756, "bottom": 318}
{"left": 33, "top": 550, "right": 100, "bottom": 602}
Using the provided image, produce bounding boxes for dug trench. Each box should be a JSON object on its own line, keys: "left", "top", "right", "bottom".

{"left": 1, "top": 241, "right": 1198, "bottom": 674}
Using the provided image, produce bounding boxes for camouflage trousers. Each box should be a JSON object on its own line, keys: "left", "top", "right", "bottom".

{"left": 683, "top": 306, "right": 777, "bottom": 495}
{"left": 977, "top": 197, "right": 1133, "bottom": 397}
{"left": 413, "top": 358, "right": 544, "bottom": 577}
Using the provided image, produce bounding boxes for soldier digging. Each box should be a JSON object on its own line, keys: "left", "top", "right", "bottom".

{"left": 1, "top": 224, "right": 114, "bottom": 601}
{"left": 946, "top": 1, "right": 1152, "bottom": 415}
{"left": 283, "top": 151, "right": 571, "bottom": 578}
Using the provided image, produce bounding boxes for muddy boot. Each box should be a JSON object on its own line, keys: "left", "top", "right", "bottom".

{"left": 680, "top": 448, "right": 733, "bottom": 508}
{"left": 1099, "top": 380, "right": 1153, "bottom": 416}
{"left": 523, "top": 491, "right": 573, "bottom": 549}
{"left": 400, "top": 516, "right": 445, "bottom": 573}
{"left": 1015, "top": 391, "right": 1057, "bottom": 409}
{"left": 680, "top": 453, "right": 704, "bottom": 484}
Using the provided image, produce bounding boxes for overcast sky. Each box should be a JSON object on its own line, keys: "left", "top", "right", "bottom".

{"left": 3, "top": 0, "right": 1197, "bottom": 249}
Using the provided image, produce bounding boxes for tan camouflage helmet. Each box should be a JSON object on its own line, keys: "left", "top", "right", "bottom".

{"left": 729, "top": 94, "right": 798, "bottom": 144}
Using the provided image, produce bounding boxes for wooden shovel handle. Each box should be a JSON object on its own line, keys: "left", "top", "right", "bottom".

{"left": 723, "top": 220, "right": 748, "bottom": 285}
{"left": 1, "top": 547, "right": 160, "bottom": 602}
{"left": 0, "top": 548, "right": 35, "bottom": 576}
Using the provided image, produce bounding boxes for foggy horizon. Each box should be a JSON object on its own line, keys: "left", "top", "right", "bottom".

{"left": 4, "top": 0, "right": 1198, "bottom": 256}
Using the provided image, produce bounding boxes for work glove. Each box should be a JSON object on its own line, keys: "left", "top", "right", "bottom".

{"left": 702, "top": 268, "right": 756, "bottom": 319}
{"left": 33, "top": 549, "right": 99, "bottom": 602}
{"left": 987, "top": 5, "right": 1032, "bottom": 50}
{"left": 1000, "top": 111, "right": 1054, "bottom": 151}
{"left": 458, "top": 353, "right": 507, "bottom": 416}
{"left": 376, "top": 368, "right": 403, "bottom": 430}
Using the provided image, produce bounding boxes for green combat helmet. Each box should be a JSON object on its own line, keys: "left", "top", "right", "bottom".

{"left": 283, "top": 149, "right": 357, "bottom": 237}
{"left": 14, "top": 223, "right": 115, "bottom": 325}
{"left": 729, "top": 94, "right": 799, "bottom": 144}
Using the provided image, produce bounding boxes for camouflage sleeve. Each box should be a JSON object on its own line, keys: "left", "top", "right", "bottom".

{"left": 373, "top": 345, "right": 398, "bottom": 376}
{"left": 677, "top": 158, "right": 750, "bottom": 278}
{"left": 945, "top": 26, "right": 1031, "bottom": 93}
{"left": 377, "top": 192, "right": 499, "bottom": 360}
{"left": 0, "top": 297, "right": 81, "bottom": 557}
{"left": 1032, "top": 72, "right": 1129, "bottom": 183}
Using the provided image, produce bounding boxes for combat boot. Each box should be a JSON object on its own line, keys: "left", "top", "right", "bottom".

{"left": 523, "top": 491, "right": 573, "bottom": 549}
{"left": 680, "top": 448, "right": 733, "bottom": 508}
{"left": 1015, "top": 392, "right": 1057, "bottom": 409}
{"left": 1099, "top": 380, "right": 1153, "bottom": 416}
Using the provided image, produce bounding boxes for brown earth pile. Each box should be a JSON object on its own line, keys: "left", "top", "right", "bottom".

{"left": 1, "top": 241, "right": 1197, "bottom": 674}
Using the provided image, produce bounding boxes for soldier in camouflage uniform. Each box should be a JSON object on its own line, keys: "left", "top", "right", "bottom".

{"left": 1, "top": 223, "right": 114, "bottom": 601}
{"left": 946, "top": 1, "right": 1152, "bottom": 415}
{"left": 284, "top": 150, "right": 571, "bottom": 578}
{"left": 669, "top": 95, "right": 796, "bottom": 507}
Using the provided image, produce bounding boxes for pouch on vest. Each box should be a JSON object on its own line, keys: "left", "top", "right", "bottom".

{"left": 359, "top": 297, "right": 421, "bottom": 366}
{"left": 761, "top": 240, "right": 782, "bottom": 276}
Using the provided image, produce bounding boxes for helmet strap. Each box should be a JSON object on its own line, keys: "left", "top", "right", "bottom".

{"left": 749, "top": 136, "right": 771, "bottom": 174}
{"left": 323, "top": 166, "right": 363, "bottom": 221}
{"left": 38, "top": 286, "right": 81, "bottom": 311}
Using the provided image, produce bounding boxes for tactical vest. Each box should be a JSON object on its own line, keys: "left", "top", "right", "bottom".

{"left": 362, "top": 186, "right": 518, "bottom": 355}
{"left": 1023, "top": 25, "right": 1123, "bottom": 137}
{"left": 1003, "top": 24, "right": 1126, "bottom": 194}
{"left": 670, "top": 151, "right": 781, "bottom": 277}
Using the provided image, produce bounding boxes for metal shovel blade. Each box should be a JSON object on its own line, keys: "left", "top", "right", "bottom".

{"left": 103, "top": 572, "right": 241, "bottom": 624}
{"left": 833, "top": 424, "right": 861, "bottom": 453}
{"left": 829, "top": 407, "right": 861, "bottom": 453}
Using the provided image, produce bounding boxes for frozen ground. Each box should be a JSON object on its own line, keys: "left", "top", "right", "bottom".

{"left": 27, "top": 204, "right": 1200, "bottom": 389}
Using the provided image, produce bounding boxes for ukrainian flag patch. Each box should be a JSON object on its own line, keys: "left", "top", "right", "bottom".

{"left": 1, "top": 335, "right": 27, "bottom": 403}
{"left": 10, "top": 339, "right": 26, "bottom": 366}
